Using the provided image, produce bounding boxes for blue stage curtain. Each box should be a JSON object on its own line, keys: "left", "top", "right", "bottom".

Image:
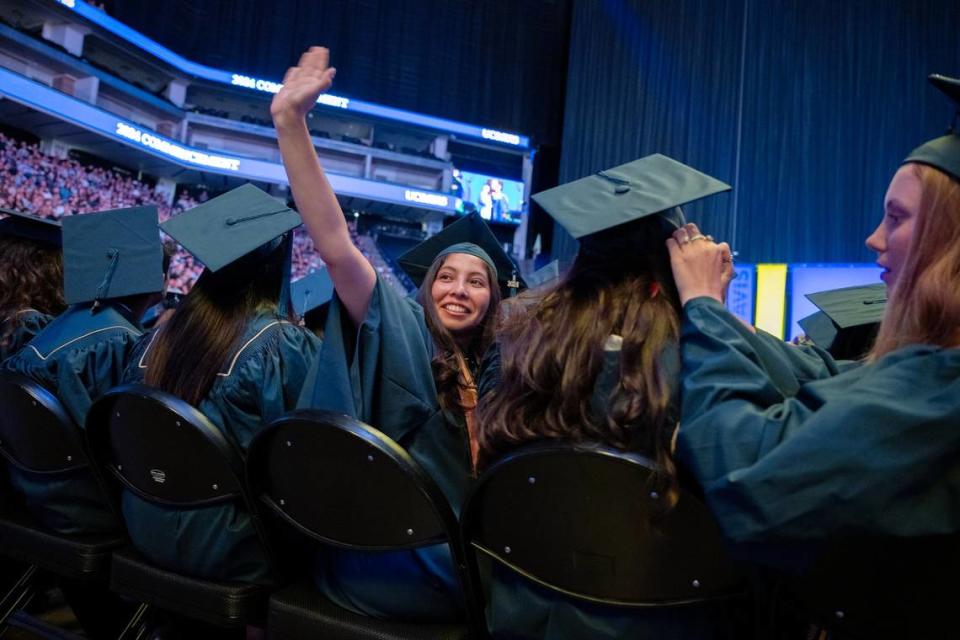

{"left": 555, "top": 0, "right": 960, "bottom": 263}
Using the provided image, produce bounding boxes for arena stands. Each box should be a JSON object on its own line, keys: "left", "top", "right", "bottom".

{"left": 0, "top": 130, "right": 412, "bottom": 296}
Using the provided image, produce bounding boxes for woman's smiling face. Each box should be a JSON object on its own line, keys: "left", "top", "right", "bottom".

{"left": 430, "top": 253, "right": 492, "bottom": 335}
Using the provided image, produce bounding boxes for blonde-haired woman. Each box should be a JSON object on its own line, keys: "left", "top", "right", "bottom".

{"left": 667, "top": 80, "right": 960, "bottom": 637}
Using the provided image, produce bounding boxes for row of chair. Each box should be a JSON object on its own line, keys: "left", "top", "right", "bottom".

{"left": 0, "top": 372, "right": 749, "bottom": 639}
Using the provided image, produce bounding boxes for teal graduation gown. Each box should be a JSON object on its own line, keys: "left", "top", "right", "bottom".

{"left": 120, "top": 312, "right": 320, "bottom": 585}
{"left": 1, "top": 303, "right": 142, "bottom": 534}
{"left": 0, "top": 309, "right": 54, "bottom": 362}
{"left": 677, "top": 297, "right": 960, "bottom": 547}
{"left": 299, "top": 276, "right": 471, "bottom": 621}
{"left": 717, "top": 317, "right": 842, "bottom": 398}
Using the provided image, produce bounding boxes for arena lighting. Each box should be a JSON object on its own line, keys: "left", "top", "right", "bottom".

{"left": 53, "top": 0, "right": 530, "bottom": 148}
{"left": 755, "top": 264, "right": 788, "bottom": 339}
{"left": 230, "top": 73, "right": 351, "bottom": 110}
{"left": 404, "top": 190, "right": 449, "bottom": 207}
{"left": 114, "top": 122, "right": 240, "bottom": 171}
{"left": 724, "top": 262, "right": 755, "bottom": 326}
{"left": 481, "top": 129, "right": 522, "bottom": 146}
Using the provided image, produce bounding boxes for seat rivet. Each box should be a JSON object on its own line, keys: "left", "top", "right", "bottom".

{"left": 835, "top": 611, "right": 845, "bottom": 620}
{"left": 279, "top": 499, "right": 285, "bottom": 506}
{"left": 286, "top": 440, "right": 292, "bottom": 447}
{"left": 31, "top": 400, "right": 37, "bottom": 407}
{"left": 115, "top": 411, "right": 120, "bottom": 417}
{"left": 528, "top": 476, "right": 536, "bottom": 484}
{"left": 175, "top": 421, "right": 181, "bottom": 427}
{"left": 692, "top": 579, "right": 701, "bottom": 588}
{"left": 649, "top": 491, "right": 659, "bottom": 500}
{"left": 406, "top": 528, "right": 414, "bottom": 536}
{"left": 212, "top": 483, "right": 218, "bottom": 490}
{"left": 367, "top": 454, "right": 374, "bottom": 462}
{"left": 117, "top": 464, "right": 122, "bottom": 471}
{"left": 504, "top": 546, "right": 512, "bottom": 554}
{"left": 66, "top": 455, "right": 72, "bottom": 462}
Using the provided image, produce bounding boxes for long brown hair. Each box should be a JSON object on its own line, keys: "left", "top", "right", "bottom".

{"left": 0, "top": 236, "right": 66, "bottom": 351}
{"left": 143, "top": 241, "right": 290, "bottom": 406}
{"left": 475, "top": 226, "right": 682, "bottom": 498}
{"left": 871, "top": 163, "right": 960, "bottom": 358}
{"left": 416, "top": 254, "right": 502, "bottom": 414}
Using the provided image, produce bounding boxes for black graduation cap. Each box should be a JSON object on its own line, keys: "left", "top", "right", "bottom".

{"left": 61, "top": 206, "right": 164, "bottom": 305}
{"left": 160, "top": 184, "right": 301, "bottom": 272}
{"left": 0, "top": 208, "right": 62, "bottom": 247}
{"left": 903, "top": 74, "right": 960, "bottom": 182}
{"left": 291, "top": 268, "right": 334, "bottom": 316}
{"left": 161, "top": 184, "right": 302, "bottom": 315}
{"left": 396, "top": 212, "right": 525, "bottom": 297}
{"left": 291, "top": 268, "right": 334, "bottom": 332}
{"left": 531, "top": 154, "right": 730, "bottom": 247}
{"left": 798, "top": 283, "right": 887, "bottom": 360}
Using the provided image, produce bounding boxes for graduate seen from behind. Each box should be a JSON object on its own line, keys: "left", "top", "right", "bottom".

{"left": 122, "top": 184, "right": 321, "bottom": 585}
{"left": 0, "top": 209, "right": 66, "bottom": 361}
{"left": 476, "top": 155, "right": 746, "bottom": 639}
{"left": 666, "top": 74, "right": 960, "bottom": 636}
{"left": 2, "top": 205, "right": 166, "bottom": 534}
{"left": 272, "top": 46, "right": 523, "bottom": 621}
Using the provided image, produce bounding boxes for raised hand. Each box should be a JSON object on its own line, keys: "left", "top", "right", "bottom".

{"left": 665, "top": 223, "right": 732, "bottom": 306}
{"left": 271, "top": 47, "right": 337, "bottom": 127}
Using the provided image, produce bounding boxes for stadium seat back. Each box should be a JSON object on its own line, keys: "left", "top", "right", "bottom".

{"left": 85, "top": 384, "right": 272, "bottom": 633}
{"left": 247, "top": 409, "right": 484, "bottom": 638}
{"left": 247, "top": 409, "right": 454, "bottom": 550}
{"left": 0, "top": 373, "right": 87, "bottom": 474}
{"left": 461, "top": 443, "right": 746, "bottom": 606}
{"left": 86, "top": 383, "right": 245, "bottom": 508}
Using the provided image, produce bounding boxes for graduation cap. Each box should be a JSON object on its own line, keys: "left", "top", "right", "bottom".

{"left": 531, "top": 154, "right": 730, "bottom": 248}
{"left": 798, "top": 283, "right": 887, "bottom": 360}
{"left": 396, "top": 212, "right": 526, "bottom": 297}
{"left": 61, "top": 205, "right": 164, "bottom": 305}
{"left": 161, "top": 184, "right": 302, "bottom": 315}
{"left": 903, "top": 74, "right": 960, "bottom": 182}
{"left": 160, "top": 184, "right": 301, "bottom": 272}
{"left": 0, "top": 208, "right": 62, "bottom": 247}
{"left": 291, "top": 268, "right": 334, "bottom": 316}
{"left": 291, "top": 268, "right": 334, "bottom": 331}
{"left": 525, "top": 259, "right": 561, "bottom": 288}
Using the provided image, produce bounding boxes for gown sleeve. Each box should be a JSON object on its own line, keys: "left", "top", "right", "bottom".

{"left": 701, "top": 302, "right": 842, "bottom": 397}
{"left": 299, "top": 275, "right": 438, "bottom": 444}
{"left": 1, "top": 310, "right": 53, "bottom": 361}
{"left": 676, "top": 297, "right": 960, "bottom": 551}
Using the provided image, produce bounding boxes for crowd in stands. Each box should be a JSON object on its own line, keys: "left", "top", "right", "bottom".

{"left": 0, "top": 131, "right": 410, "bottom": 296}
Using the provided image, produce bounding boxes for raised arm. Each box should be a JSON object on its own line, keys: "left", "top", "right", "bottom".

{"left": 271, "top": 47, "right": 376, "bottom": 325}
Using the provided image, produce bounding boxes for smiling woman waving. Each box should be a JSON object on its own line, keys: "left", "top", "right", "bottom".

{"left": 272, "top": 46, "right": 522, "bottom": 622}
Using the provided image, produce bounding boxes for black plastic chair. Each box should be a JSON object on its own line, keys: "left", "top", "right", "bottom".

{"left": 460, "top": 443, "right": 749, "bottom": 636}
{"left": 246, "top": 409, "right": 483, "bottom": 639}
{"left": 0, "top": 372, "right": 129, "bottom": 632}
{"left": 781, "top": 534, "right": 960, "bottom": 639}
{"left": 86, "top": 383, "right": 274, "bottom": 636}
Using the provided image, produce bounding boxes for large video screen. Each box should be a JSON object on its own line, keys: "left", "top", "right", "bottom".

{"left": 452, "top": 170, "right": 524, "bottom": 225}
